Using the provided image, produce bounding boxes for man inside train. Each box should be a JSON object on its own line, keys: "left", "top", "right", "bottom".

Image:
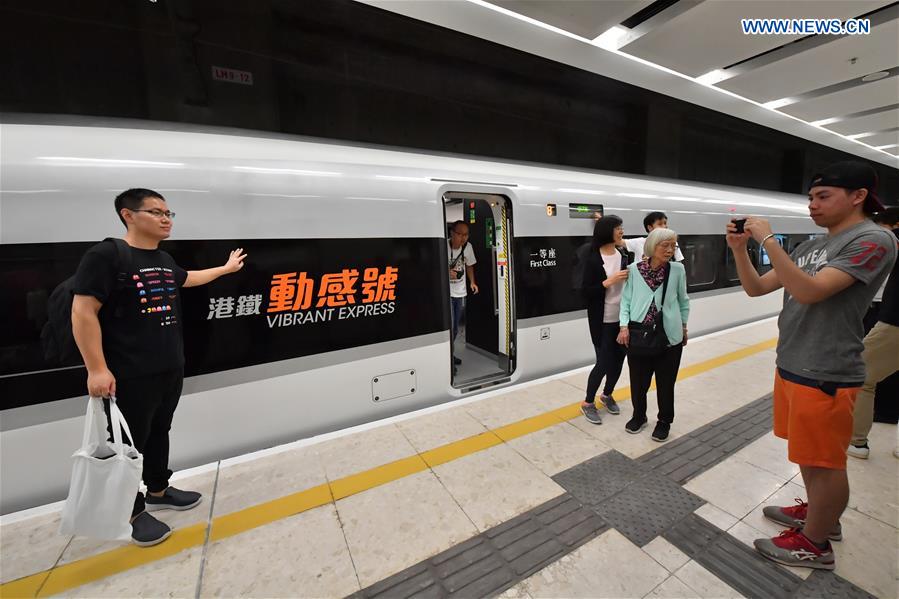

{"left": 71, "top": 188, "right": 247, "bottom": 547}
{"left": 626, "top": 211, "right": 684, "bottom": 262}
{"left": 448, "top": 220, "right": 479, "bottom": 366}
{"left": 726, "top": 161, "right": 896, "bottom": 571}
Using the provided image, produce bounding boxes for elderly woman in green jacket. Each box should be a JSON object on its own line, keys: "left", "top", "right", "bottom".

{"left": 616, "top": 228, "right": 690, "bottom": 442}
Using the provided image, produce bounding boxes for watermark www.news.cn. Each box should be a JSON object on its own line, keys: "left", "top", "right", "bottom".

{"left": 741, "top": 18, "right": 870, "bottom": 35}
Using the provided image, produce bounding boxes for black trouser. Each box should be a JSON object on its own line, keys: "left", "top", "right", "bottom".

{"left": 105, "top": 368, "right": 184, "bottom": 517}
{"left": 586, "top": 322, "right": 627, "bottom": 403}
{"left": 628, "top": 344, "right": 683, "bottom": 424}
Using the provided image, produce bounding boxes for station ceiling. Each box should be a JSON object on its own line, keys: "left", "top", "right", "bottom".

{"left": 358, "top": 0, "right": 899, "bottom": 166}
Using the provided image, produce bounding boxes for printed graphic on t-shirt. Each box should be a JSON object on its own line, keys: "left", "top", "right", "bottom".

{"left": 795, "top": 247, "right": 828, "bottom": 273}
{"left": 136, "top": 266, "right": 180, "bottom": 326}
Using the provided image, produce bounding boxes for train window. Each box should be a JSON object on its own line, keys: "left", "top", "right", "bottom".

{"left": 785, "top": 234, "right": 816, "bottom": 254}
{"left": 677, "top": 235, "right": 719, "bottom": 291}
{"left": 756, "top": 235, "right": 786, "bottom": 274}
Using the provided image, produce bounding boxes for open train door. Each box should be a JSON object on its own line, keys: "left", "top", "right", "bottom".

{"left": 443, "top": 192, "right": 515, "bottom": 390}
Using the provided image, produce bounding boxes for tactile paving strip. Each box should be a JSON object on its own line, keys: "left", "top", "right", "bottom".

{"left": 552, "top": 449, "right": 648, "bottom": 505}
{"left": 351, "top": 494, "right": 608, "bottom": 599}
{"left": 354, "top": 392, "right": 879, "bottom": 599}
{"left": 553, "top": 450, "right": 704, "bottom": 547}
{"left": 593, "top": 471, "right": 705, "bottom": 546}
{"left": 637, "top": 394, "right": 773, "bottom": 484}
{"left": 665, "top": 514, "right": 801, "bottom": 599}
{"left": 792, "top": 570, "right": 878, "bottom": 599}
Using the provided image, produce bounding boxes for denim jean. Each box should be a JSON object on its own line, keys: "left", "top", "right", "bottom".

{"left": 450, "top": 296, "right": 465, "bottom": 342}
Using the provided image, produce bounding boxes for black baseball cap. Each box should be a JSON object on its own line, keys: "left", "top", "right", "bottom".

{"left": 808, "top": 160, "right": 885, "bottom": 214}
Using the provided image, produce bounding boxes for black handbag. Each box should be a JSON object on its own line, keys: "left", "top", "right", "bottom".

{"left": 627, "top": 263, "right": 670, "bottom": 357}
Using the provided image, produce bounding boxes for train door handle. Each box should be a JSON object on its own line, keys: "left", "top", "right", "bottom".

{"left": 492, "top": 247, "right": 499, "bottom": 315}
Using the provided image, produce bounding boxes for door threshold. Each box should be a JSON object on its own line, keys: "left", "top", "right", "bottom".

{"left": 456, "top": 374, "right": 511, "bottom": 393}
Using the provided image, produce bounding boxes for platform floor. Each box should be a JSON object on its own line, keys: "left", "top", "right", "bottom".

{"left": 1, "top": 319, "right": 897, "bottom": 598}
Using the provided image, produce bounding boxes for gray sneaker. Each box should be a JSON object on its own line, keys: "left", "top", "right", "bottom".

{"left": 131, "top": 511, "right": 172, "bottom": 547}
{"left": 762, "top": 499, "right": 842, "bottom": 541}
{"left": 600, "top": 394, "right": 620, "bottom": 415}
{"left": 581, "top": 403, "right": 603, "bottom": 425}
{"left": 754, "top": 529, "right": 835, "bottom": 570}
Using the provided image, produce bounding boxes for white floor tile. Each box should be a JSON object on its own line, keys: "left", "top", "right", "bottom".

{"left": 673, "top": 560, "right": 743, "bottom": 599}
{"left": 395, "top": 406, "right": 488, "bottom": 453}
{"left": 337, "top": 471, "right": 478, "bottom": 587}
{"left": 642, "top": 537, "right": 690, "bottom": 574}
{"left": 832, "top": 507, "right": 899, "bottom": 598}
{"left": 0, "top": 511, "right": 69, "bottom": 584}
{"left": 684, "top": 458, "right": 788, "bottom": 519}
{"left": 506, "top": 422, "right": 609, "bottom": 476}
{"left": 695, "top": 503, "right": 739, "bottom": 531}
{"left": 522, "top": 529, "right": 669, "bottom": 598}
{"left": 433, "top": 444, "right": 565, "bottom": 531}
{"left": 201, "top": 504, "right": 358, "bottom": 598}
{"left": 644, "top": 575, "right": 702, "bottom": 599}
{"left": 731, "top": 432, "right": 799, "bottom": 482}
{"left": 317, "top": 423, "right": 417, "bottom": 482}
{"left": 212, "top": 446, "right": 325, "bottom": 517}
{"left": 58, "top": 546, "right": 202, "bottom": 598}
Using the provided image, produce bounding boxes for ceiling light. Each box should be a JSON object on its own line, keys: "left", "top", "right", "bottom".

{"left": 762, "top": 98, "right": 796, "bottom": 110}
{"left": 811, "top": 118, "right": 840, "bottom": 127}
{"left": 664, "top": 196, "right": 702, "bottom": 202}
{"left": 695, "top": 70, "right": 730, "bottom": 86}
{"left": 874, "top": 143, "right": 898, "bottom": 150}
{"left": 847, "top": 131, "right": 877, "bottom": 139}
{"left": 461, "top": 0, "right": 897, "bottom": 160}
{"left": 617, "top": 192, "right": 657, "bottom": 198}
{"left": 861, "top": 71, "right": 890, "bottom": 82}
{"left": 592, "top": 27, "right": 628, "bottom": 51}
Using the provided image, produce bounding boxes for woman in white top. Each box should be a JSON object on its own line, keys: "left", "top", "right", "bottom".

{"left": 580, "top": 215, "right": 631, "bottom": 425}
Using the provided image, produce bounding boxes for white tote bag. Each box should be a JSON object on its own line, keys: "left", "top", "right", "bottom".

{"left": 59, "top": 397, "right": 143, "bottom": 540}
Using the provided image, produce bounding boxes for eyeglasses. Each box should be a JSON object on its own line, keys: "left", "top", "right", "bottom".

{"left": 131, "top": 209, "right": 176, "bottom": 219}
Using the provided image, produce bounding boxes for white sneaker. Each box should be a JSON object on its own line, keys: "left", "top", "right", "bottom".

{"left": 847, "top": 443, "right": 870, "bottom": 459}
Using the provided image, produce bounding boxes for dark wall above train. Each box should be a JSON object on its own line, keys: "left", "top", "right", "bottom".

{"left": 1, "top": 0, "right": 896, "bottom": 200}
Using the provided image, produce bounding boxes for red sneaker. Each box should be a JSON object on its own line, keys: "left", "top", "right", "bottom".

{"left": 762, "top": 498, "right": 842, "bottom": 541}
{"left": 754, "top": 528, "right": 835, "bottom": 570}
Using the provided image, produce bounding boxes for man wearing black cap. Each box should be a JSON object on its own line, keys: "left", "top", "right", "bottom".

{"left": 726, "top": 161, "right": 897, "bottom": 570}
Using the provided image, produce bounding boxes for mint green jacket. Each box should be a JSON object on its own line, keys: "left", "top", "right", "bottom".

{"left": 619, "top": 261, "right": 690, "bottom": 346}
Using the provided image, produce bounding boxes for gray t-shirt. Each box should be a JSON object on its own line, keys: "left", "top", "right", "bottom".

{"left": 776, "top": 220, "right": 897, "bottom": 382}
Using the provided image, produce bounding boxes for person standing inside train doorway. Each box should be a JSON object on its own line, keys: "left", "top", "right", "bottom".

{"left": 72, "top": 188, "right": 246, "bottom": 547}
{"left": 448, "top": 220, "right": 479, "bottom": 366}
{"left": 726, "top": 161, "right": 895, "bottom": 570}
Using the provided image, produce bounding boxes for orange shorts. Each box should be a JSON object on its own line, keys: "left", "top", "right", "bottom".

{"left": 773, "top": 369, "right": 859, "bottom": 470}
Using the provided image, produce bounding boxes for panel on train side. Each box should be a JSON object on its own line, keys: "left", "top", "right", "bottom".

{"left": 0, "top": 238, "right": 447, "bottom": 409}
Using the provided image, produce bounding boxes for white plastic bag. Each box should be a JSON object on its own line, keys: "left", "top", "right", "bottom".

{"left": 59, "top": 396, "right": 143, "bottom": 540}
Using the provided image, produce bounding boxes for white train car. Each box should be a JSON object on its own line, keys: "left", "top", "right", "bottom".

{"left": 0, "top": 119, "right": 819, "bottom": 513}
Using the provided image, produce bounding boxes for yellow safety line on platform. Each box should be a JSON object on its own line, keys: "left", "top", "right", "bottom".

{"left": 1, "top": 337, "right": 776, "bottom": 598}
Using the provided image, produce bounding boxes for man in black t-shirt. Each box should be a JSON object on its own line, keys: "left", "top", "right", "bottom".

{"left": 72, "top": 188, "right": 246, "bottom": 547}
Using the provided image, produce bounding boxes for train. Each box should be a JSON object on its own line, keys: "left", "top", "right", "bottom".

{"left": 0, "top": 117, "right": 820, "bottom": 513}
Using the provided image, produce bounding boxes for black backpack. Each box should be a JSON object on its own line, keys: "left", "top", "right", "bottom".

{"left": 40, "top": 238, "right": 133, "bottom": 366}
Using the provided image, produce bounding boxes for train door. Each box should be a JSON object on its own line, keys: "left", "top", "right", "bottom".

{"left": 443, "top": 192, "right": 515, "bottom": 389}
